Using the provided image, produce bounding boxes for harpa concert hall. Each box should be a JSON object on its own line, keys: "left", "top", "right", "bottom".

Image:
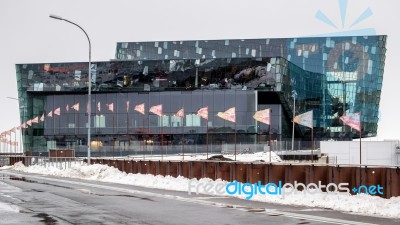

{"left": 16, "top": 35, "right": 386, "bottom": 155}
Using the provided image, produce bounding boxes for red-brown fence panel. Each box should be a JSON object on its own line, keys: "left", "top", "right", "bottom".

{"left": 359, "top": 167, "right": 386, "bottom": 198}
{"left": 168, "top": 162, "right": 179, "bottom": 177}
{"left": 286, "top": 165, "right": 308, "bottom": 185}
{"left": 111, "top": 160, "right": 118, "bottom": 169}
{"left": 216, "top": 162, "right": 231, "bottom": 181}
{"left": 204, "top": 162, "right": 216, "bottom": 180}
{"left": 386, "top": 167, "right": 400, "bottom": 198}
{"left": 105, "top": 159, "right": 114, "bottom": 166}
{"left": 149, "top": 161, "right": 159, "bottom": 176}
{"left": 124, "top": 160, "right": 132, "bottom": 174}
{"left": 132, "top": 161, "right": 140, "bottom": 174}
{"left": 24, "top": 157, "right": 31, "bottom": 166}
{"left": 267, "top": 164, "right": 286, "bottom": 184}
{"left": 9, "top": 157, "right": 17, "bottom": 165}
{"left": 311, "top": 165, "right": 329, "bottom": 185}
{"left": 234, "top": 163, "right": 247, "bottom": 183}
{"left": 139, "top": 161, "right": 150, "bottom": 174}
{"left": 190, "top": 161, "right": 204, "bottom": 180}
{"left": 116, "top": 160, "right": 124, "bottom": 172}
{"left": 179, "top": 162, "right": 190, "bottom": 178}
{"left": 158, "top": 161, "right": 168, "bottom": 177}
{"left": 248, "top": 163, "right": 265, "bottom": 184}
{"left": 329, "top": 166, "right": 359, "bottom": 193}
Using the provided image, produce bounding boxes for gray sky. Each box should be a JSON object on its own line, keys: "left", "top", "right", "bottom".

{"left": 0, "top": 0, "right": 399, "bottom": 140}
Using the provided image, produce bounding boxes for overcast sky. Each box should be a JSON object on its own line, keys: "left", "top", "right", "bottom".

{"left": 0, "top": 0, "right": 399, "bottom": 140}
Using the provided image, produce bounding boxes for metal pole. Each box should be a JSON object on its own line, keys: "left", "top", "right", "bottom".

{"left": 311, "top": 128, "right": 314, "bottom": 163}
{"left": 269, "top": 108, "right": 272, "bottom": 163}
{"left": 234, "top": 122, "right": 237, "bottom": 161}
{"left": 291, "top": 90, "right": 297, "bottom": 151}
{"left": 360, "top": 117, "right": 362, "bottom": 165}
{"left": 14, "top": 130, "right": 17, "bottom": 155}
{"left": 269, "top": 124, "right": 272, "bottom": 163}
{"left": 206, "top": 121, "right": 209, "bottom": 159}
{"left": 49, "top": 14, "right": 92, "bottom": 164}
{"left": 87, "top": 36, "right": 92, "bottom": 165}
{"left": 161, "top": 116, "right": 163, "bottom": 160}
{"left": 19, "top": 128, "right": 22, "bottom": 154}
{"left": 142, "top": 117, "right": 145, "bottom": 160}
{"left": 113, "top": 116, "right": 115, "bottom": 157}
{"left": 113, "top": 138, "right": 115, "bottom": 159}
{"left": 181, "top": 110, "right": 185, "bottom": 160}
{"left": 6, "top": 133, "right": 9, "bottom": 154}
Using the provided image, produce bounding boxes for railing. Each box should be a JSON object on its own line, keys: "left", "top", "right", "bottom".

{"left": 1, "top": 156, "right": 84, "bottom": 169}
{"left": 26, "top": 141, "right": 320, "bottom": 158}
{"left": 0, "top": 156, "right": 10, "bottom": 167}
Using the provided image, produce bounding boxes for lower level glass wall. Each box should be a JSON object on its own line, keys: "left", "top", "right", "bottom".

{"left": 24, "top": 89, "right": 278, "bottom": 155}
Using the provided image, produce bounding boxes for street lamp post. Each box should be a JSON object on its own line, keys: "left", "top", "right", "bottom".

{"left": 291, "top": 90, "right": 297, "bottom": 151}
{"left": 7, "top": 97, "right": 24, "bottom": 154}
{"left": 49, "top": 14, "right": 92, "bottom": 164}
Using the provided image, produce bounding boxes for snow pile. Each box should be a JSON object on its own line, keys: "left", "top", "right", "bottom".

{"left": 245, "top": 190, "right": 400, "bottom": 218}
{"left": 10, "top": 162, "right": 400, "bottom": 218}
{"left": 0, "top": 166, "right": 12, "bottom": 170}
{"left": 231, "top": 151, "right": 282, "bottom": 162}
{"left": 0, "top": 202, "right": 19, "bottom": 213}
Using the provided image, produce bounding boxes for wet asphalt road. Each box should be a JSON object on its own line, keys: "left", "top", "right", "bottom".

{"left": 0, "top": 170, "right": 399, "bottom": 225}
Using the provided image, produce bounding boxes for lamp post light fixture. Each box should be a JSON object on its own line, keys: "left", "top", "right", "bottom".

{"left": 6, "top": 97, "right": 19, "bottom": 101}
{"left": 291, "top": 90, "right": 297, "bottom": 151}
{"left": 49, "top": 14, "right": 92, "bottom": 164}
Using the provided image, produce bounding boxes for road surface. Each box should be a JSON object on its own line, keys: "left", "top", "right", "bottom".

{"left": 0, "top": 170, "right": 398, "bottom": 225}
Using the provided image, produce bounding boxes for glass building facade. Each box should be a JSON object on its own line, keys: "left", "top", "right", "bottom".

{"left": 16, "top": 35, "right": 386, "bottom": 154}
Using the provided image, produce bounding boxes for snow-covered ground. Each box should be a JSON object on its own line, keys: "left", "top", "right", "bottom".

{"left": 0, "top": 202, "right": 19, "bottom": 213}
{"left": 5, "top": 162, "right": 400, "bottom": 219}
{"left": 0, "top": 176, "right": 21, "bottom": 214}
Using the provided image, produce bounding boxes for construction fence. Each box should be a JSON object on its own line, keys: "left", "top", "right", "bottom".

{"left": 88, "top": 158, "right": 400, "bottom": 199}
{"left": 1, "top": 156, "right": 399, "bottom": 199}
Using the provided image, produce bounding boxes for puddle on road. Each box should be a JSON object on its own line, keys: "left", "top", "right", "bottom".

{"left": 7, "top": 175, "right": 74, "bottom": 190}
{"left": 247, "top": 208, "right": 266, "bottom": 213}
{"left": 33, "top": 213, "right": 58, "bottom": 225}
{"left": 110, "top": 194, "right": 154, "bottom": 201}
{"left": 88, "top": 192, "right": 155, "bottom": 201}
{"left": 10, "top": 176, "right": 38, "bottom": 183}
